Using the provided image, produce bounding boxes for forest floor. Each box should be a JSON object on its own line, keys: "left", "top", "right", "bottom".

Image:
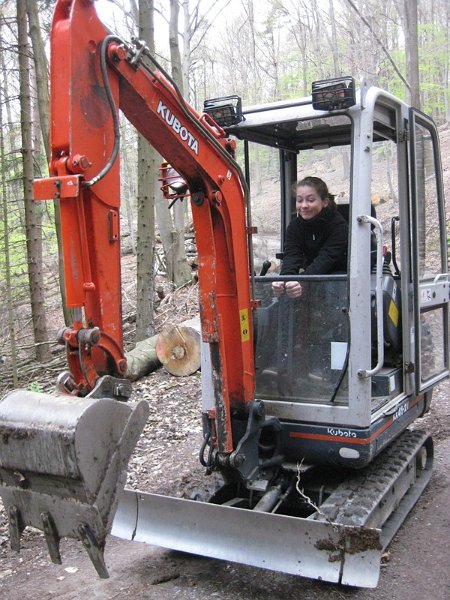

{"left": 0, "top": 369, "right": 449, "bottom": 600}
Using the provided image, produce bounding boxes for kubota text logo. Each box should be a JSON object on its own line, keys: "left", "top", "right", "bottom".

{"left": 157, "top": 101, "right": 199, "bottom": 155}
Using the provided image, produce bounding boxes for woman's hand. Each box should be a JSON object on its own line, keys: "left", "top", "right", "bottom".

{"left": 272, "top": 280, "right": 303, "bottom": 298}
{"left": 272, "top": 281, "right": 285, "bottom": 297}
{"left": 285, "top": 281, "right": 303, "bottom": 297}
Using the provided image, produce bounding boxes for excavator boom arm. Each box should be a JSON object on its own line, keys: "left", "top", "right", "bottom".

{"left": 35, "top": 0, "right": 255, "bottom": 450}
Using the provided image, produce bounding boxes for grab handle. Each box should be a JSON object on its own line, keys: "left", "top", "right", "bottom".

{"left": 357, "top": 215, "right": 384, "bottom": 378}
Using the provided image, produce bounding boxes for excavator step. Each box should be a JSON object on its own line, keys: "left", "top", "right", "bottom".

{"left": 111, "top": 489, "right": 382, "bottom": 588}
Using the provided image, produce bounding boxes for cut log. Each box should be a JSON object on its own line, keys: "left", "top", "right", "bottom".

{"left": 156, "top": 315, "right": 201, "bottom": 377}
{"left": 125, "top": 334, "right": 161, "bottom": 381}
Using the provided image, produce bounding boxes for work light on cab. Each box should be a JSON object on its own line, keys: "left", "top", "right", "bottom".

{"left": 203, "top": 95, "right": 243, "bottom": 127}
{"left": 312, "top": 76, "right": 356, "bottom": 111}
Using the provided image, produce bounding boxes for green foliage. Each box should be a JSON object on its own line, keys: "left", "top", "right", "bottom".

{"left": 418, "top": 24, "right": 450, "bottom": 119}
{"left": 379, "top": 50, "right": 408, "bottom": 102}
{"left": 26, "top": 381, "right": 44, "bottom": 393}
{"left": 278, "top": 61, "right": 303, "bottom": 99}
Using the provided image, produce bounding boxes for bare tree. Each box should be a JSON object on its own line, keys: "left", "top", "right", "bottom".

{"left": 328, "top": 0, "right": 340, "bottom": 76}
{"left": 165, "top": 0, "right": 191, "bottom": 287}
{"left": 135, "top": 0, "right": 157, "bottom": 341}
{"left": 0, "top": 29, "right": 19, "bottom": 386}
{"left": 17, "top": 0, "right": 51, "bottom": 362}
{"left": 401, "top": 0, "right": 420, "bottom": 109}
{"left": 26, "top": 0, "right": 70, "bottom": 325}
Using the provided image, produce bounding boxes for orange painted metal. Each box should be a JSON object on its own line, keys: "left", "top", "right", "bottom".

{"left": 35, "top": 0, "right": 255, "bottom": 450}
{"left": 31, "top": 0, "right": 124, "bottom": 392}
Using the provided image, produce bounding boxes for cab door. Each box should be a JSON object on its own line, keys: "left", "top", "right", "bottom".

{"left": 409, "top": 109, "right": 449, "bottom": 393}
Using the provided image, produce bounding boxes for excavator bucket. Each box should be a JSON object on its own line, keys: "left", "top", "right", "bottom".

{"left": 0, "top": 378, "right": 149, "bottom": 578}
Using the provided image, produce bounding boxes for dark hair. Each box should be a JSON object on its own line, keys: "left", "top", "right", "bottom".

{"left": 296, "top": 176, "right": 337, "bottom": 210}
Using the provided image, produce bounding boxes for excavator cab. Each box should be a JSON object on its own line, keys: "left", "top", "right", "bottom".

{"left": 218, "top": 78, "right": 449, "bottom": 468}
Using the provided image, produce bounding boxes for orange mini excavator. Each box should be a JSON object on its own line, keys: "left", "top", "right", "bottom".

{"left": 0, "top": 0, "right": 448, "bottom": 588}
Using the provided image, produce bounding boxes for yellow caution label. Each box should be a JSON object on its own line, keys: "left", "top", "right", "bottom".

{"left": 239, "top": 308, "right": 250, "bottom": 342}
{"left": 388, "top": 300, "right": 399, "bottom": 327}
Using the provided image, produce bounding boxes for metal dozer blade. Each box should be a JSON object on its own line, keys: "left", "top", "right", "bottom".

{"left": 0, "top": 376, "right": 149, "bottom": 577}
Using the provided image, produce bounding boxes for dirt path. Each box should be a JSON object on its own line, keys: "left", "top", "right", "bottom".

{"left": 1, "top": 379, "right": 449, "bottom": 600}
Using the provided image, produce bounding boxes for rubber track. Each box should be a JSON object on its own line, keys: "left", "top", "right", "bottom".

{"left": 313, "top": 429, "right": 430, "bottom": 528}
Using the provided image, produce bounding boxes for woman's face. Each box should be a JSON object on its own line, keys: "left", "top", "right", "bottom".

{"left": 296, "top": 185, "right": 329, "bottom": 220}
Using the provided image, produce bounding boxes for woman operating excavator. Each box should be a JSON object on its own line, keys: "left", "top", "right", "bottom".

{"left": 272, "top": 176, "right": 348, "bottom": 297}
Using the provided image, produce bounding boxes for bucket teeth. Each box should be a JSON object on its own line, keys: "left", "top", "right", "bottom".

{"left": 41, "top": 511, "right": 62, "bottom": 565}
{"left": 8, "top": 506, "right": 24, "bottom": 553}
{"left": 78, "top": 524, "right": 109, "bottom": 579}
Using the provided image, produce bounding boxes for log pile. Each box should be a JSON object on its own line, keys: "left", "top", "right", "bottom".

{"left": 125, "top": 315, "right": 202, "bottom": 380}
{"left": 0, "top": 315, "right": 202, "bottom": 394}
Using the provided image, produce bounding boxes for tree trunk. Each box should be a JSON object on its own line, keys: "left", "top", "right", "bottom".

{"left": 169, "top": 0, "right": 183, "bottom": 88}
{"left": 328, "top": 0, "right": 340, "bottom": 77}
{"left": 26, "top": 0, "right": 70, "bottom": 326}
{"left": 25, "top": 0, "right": 49, "bottom": 159}
{"left": 125, "top": 333, "right": 161, "bottom": 380}
{"left": 17, "top": 0, "right": 51, "bottom": 363}
{"left": 168, "top": 0, "right": 191, "bottom": 288}
{"left": 0, "top": 60, "right": 19, "bottom": 387}
{"left": 121, "top": 123, "right": 137, "bottom": 255}
{"left": 403, "top": 0, "right": 421, "bottom": 109}
{"left": 181, "top": 0, "right": 191, "bottom": 96}
{"left": 155, "top": 191, "right": 175, "bottom": 278}
{"left": 135, "top": 0, "right": 157, "bottom": 342}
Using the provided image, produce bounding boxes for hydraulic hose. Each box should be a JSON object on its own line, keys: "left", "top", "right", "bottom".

{"left": 84, "top": 35, "right": 123, "bottom": 188}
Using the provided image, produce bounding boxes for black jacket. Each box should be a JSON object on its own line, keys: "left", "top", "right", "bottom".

{"left": 280, "top": 206, "right": 348, "bottom": 275}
